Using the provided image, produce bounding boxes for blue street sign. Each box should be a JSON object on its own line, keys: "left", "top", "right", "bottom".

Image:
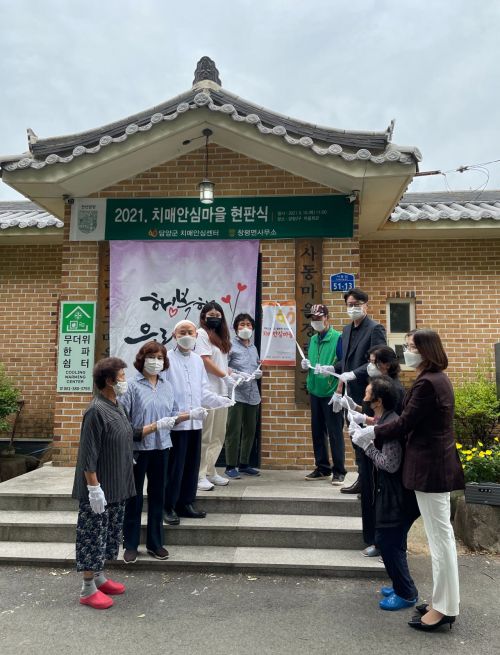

{"left": 330, "top": 273, "right": 355, "bottom": 292}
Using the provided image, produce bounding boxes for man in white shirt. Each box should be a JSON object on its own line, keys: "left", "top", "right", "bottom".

{"left": 164, "top": 320, "right": 232, "bottom": 525}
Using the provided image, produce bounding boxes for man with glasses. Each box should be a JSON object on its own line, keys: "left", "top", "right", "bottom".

{"left": 334, "top": 288, "right": 386, "bottom": 497}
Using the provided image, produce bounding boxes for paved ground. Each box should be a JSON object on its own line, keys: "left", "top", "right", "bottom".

{"left": 0, "top": 553, "right": 498, "bottom": 655}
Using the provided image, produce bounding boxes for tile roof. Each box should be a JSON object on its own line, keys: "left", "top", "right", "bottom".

{"left": 0, "top": 59, "right": 421, "bottom": 172}
{"left": 0, "top": 201, "right": 63, "bottom": 230}
{"left": 390, "top": 191, "right": 500, "bottom": 222}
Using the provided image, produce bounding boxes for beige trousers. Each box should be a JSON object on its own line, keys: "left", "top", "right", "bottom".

{"left": 415, "top": 490, "right": 460, "bottom": 616}
{"left": 199, "top": 407, "right": 229, "bottom": 479}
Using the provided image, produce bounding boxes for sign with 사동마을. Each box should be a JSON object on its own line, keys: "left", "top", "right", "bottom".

{"left": 57, "top": 302, "right": 96, "bottom": 393}
{"left": 260, "top": 301, "right": 297, "bottom": 366}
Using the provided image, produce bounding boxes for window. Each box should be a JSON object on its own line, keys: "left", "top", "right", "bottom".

{"left": 386, "top": 298, "right": 416, "bottom": 368}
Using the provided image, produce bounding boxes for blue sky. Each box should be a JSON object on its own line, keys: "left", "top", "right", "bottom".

{"left": 1, "top": 0, "right": 499, "bottom": 199}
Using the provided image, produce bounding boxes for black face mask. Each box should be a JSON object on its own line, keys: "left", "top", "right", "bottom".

{"left": 206, "top": 317, "right": 222, "bottom": 330}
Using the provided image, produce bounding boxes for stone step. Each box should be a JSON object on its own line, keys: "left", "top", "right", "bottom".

{"left": 0, "top": 510, "right": 366, "bottom": 550}
{"left": 0, "top": 541, "right": 385, "bottom": 578}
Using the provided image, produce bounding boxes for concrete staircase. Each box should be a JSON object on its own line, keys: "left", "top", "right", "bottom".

{"left": 0, "top": 465, "right": 385, "bottom": 577}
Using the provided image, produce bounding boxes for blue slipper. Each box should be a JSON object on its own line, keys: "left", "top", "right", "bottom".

{"left": 379, "top": 594, "right": 417, "bottom": 611}
{"left": 380, "top": 586, "right": 394, "bottom": 597}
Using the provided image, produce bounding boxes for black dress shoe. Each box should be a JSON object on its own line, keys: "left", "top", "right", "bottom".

{"left": 415, "top": 603, "right": 430, "bottom": 616}
{"left": 340, "top": 477, "right": 361, "bottom": 494}
{"left": 408, "top": 615, "right": 455, "bottom": 631}
{"left": 164, "top": 508, "right": 180, "bottom": 525}
{"left": 176, "top": 503, "right": 207, "bottom": 519}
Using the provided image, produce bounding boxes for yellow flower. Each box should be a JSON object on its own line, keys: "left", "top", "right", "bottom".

{"left": 456, "top": 443, "right": 462, "bottom": 450}
{"left": 472, "top": 448, "right": 477, "bottom": 452}
{"left": 495, "top": 437, "right": 499, "bottom": 443}
{"left": 479, "top": 452, "right": 485, "bottom": 458}
{"left": 466, "top": 455, "right": 473, "bottom": 461}
{"left": 463, "top": 450, "right": 472, "bottom": 455}
{"left": 478, "top": 441, "right": 484, "bottom": 447}
{"left": 485, "top": 450, "right": 492, "bottom": 456}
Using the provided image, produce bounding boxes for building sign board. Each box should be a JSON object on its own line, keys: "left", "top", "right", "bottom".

{"left": 330, "top": 272, "right": 356, "bottom": 292}
{"left": 70, "top": 195, "right": 353, "bottom": 241}
{"left": 57, "top": 302, "right": 96, "bottom": 393}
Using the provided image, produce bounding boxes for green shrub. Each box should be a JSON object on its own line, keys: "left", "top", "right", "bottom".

{"left": 0, "top": 363, "right": 21, "bottom": 432}
{"left": 454, "top": 373, "right": 500, "bottom": 448}
{"left": 456, "top": 439, "right": 500, "bottom": 484}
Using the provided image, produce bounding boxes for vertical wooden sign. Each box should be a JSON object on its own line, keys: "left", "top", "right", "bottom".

{"left": 295, "top": 238, "right": 323, "bottom": 405}
{"left": 95, "top": 241, "right": 110, "bottom": 362}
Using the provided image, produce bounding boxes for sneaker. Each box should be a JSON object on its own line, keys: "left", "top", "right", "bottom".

{"left": 97, "top": 579, "right": 126, "bottom": 595}
{"left": 305, "top": 469, "right": 330, "bottom": 481}
{"left": 238, "top": 466, "right": 260, "bottom": 476}
{"left": 362, "top": 545, "right": 381, "bottom": 557}
{"left": 331, "top": 473, "right": 345, "bottom": 486}
{"left": 207, "top": 473, "right": 229, "bottom": 486}
{"left": 147, "top": 547, "right": 169, "bottom": 560}
{"left": 123, "top": 549, "right": 138, "bottom": 564}
{"left": 198, "top": 477, "right": 215, "bottom": 491}
{"left": 79, "top": 589, "right": 113, "bottom": 610}
{"left": 225, "top": 468, "right": 241, "bottom": 479}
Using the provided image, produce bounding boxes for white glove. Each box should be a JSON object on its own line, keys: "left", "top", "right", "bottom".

{"left": 351, "top": 425, "right": 376, "bottom": 451}
{"left": 301, "top": 358, "right": 311, "bottom": 371}
{"left": 216, "top": 396, "right": 234, "bottom": 408}
{"left": 223, "top": 375, "right": 236, "bottom": 392}
{"left": 87, "top": 484, "right": 107, "bottom": 514}
{"left": 253, "top": 369, "right": 263, "bottom": 380}
{"left": 340, "top": 394, "right": 357, "bottom": 411}
{"left": 319, "top": 364, "right": 337, "bottom": 376}
{"left": 348, "top": 409, "right": 367, "bottom": 425}
{"left": 190, "top": 407, "right": 208, "bottom": 421}
{"left": 339, "top": 371, "right": 356, "bottom": 383}
{"left": 156, "top": 416, "right": 176, "bottom": 431}
{"left": 231, "top": 370, "right": 250, "bottom": 382}
{"left": 327, "top": 392, "right": 343, "bottom": 413}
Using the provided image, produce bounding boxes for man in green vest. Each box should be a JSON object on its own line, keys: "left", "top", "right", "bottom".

{"left": 301, "top": 304, "right": 346, "bottom": 484}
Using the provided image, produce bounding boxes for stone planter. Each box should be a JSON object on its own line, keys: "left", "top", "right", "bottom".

{"left": 454, "top": 495, "right": 500, "bottom": 553}
{"left": 464, "top": 482, "right": 500, "bottom": 506}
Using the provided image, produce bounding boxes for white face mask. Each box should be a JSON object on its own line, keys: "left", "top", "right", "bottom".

{"left": 144, "top": 358, "right": 164, "bottom": 375}
{"left": 311, "top": 320, "right": 325, "bottom": 332}
{"left": 367, "top": 362, "right": 381, "bottom": 378}
{"left": 404, "top": 350, "right": 423, "bottom": 368}
{"left": 238, "top": 327, "right": 253, "bottom": 340}
{"left": 176, "top": 335, "right": 196, "bottom": 351}
{"left": 113, "top": 380, "right": 128, "bottom": 396}
{"left": 347, "top": 307, "right": 365, "bottom": 321}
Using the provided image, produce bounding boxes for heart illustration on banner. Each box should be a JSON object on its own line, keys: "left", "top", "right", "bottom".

{"left": 168, "top": 307, "right": 178, "bottom": 317}
{"left": 221, "top": 295, "right": 231, "bottom": 304}
{"left": 237, "top": 283, "right": 247, "bottom": 292}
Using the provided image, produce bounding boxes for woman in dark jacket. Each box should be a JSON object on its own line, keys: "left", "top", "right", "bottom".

{"left": 351, "top": 376, "right": 419, "bottom": 611}
{"left": 351, "top": 330, "right": 464, "bottom": 631}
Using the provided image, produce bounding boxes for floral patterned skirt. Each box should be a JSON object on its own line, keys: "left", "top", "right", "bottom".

{"left": 75, "top": 500, "right": 125, "bottom": 572}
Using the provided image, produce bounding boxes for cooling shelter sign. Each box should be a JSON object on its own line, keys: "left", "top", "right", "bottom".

{"left": 56, "top": 302, "right": 96, "bottom": 392}
{"left": 70, "top": 195, "right": 353, "bottom": 241}
{"left": 110, "top": 241, "right": 259, "bottom": 371}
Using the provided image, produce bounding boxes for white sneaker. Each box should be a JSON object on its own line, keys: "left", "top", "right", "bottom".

{"left": 197, "top": 477, "right": 214, "bottom": 491}
{"left": 207, "top": 473, "right": 229, "bottom": 486}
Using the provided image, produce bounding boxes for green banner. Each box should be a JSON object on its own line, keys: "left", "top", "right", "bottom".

{"left": 57, "top": 302, "right": 96, "bottom": 393}
{"left": 104, "top": 195, "right": 353, "bottom": 240}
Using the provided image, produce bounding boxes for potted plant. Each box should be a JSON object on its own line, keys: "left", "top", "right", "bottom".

{"left": 456, "top": 439, "right": 500, "bottom": 506}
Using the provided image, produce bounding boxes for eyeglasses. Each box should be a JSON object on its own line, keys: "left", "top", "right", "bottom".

{"left": 402, "top": 344, "right": 419, "bottom": 353}
{"left": 346, "top": 302, "right": 365, "bottom": 308}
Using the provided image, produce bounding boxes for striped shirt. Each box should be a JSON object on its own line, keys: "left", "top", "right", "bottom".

{"left": 72, "top": 394, "right": 136, "bottom": 503}
{"left": 119, "top": 371, "right": 178, "bottom": 451}
{"left": 228, "top": 337, "right": 261, "bottom": 405}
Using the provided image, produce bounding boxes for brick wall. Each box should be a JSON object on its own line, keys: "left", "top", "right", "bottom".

{"left": 360, "top": 238, "right": 500, "bottom": 382}
{"left": 0, "top": 244, "right": 61, "bottom": 439}
{"left": 51, "top": 209, "right": 101, "bottom": 465}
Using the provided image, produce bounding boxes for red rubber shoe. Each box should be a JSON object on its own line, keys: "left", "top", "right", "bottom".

{"left": 79, "top": 589, "right": 114, "bottom": 609}
{"left": 97, "top": 579, "right": 126, "bottom": 595}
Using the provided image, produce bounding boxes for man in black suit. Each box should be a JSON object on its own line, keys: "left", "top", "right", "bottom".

{"left": 334, "top": 288, "right": 386, "bottom": 493}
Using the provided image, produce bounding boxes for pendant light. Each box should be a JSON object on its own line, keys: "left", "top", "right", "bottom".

{"left": 199, "top": 128, "right": 215, "bottom": 204}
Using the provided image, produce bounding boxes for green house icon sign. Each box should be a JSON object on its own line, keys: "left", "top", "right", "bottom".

{"left": 62, "top": 303, "right": 94, "bottom": 333}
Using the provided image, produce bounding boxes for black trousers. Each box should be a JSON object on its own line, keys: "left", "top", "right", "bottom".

{"left": 164, "top": 429, "right": 202, "bottom": 511}
{"left": 310, "top": 394, "right": 346, "bottom": 476}
{"left": 375, "top": 523, "right": 418, "bottom": 601}
{"left": 359, "top": 449, "right": 376, "bottom": 545}
{"left": 123, "top": 449, "right": 169, "bottom": 552}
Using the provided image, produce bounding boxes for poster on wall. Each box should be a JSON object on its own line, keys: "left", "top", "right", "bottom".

{"left": 260, "top": 301, "right": 297, "bottom": 366}
{"left": 56, "top": 302, "right": 96, "bottom": 392}
{"left": 110, "top": 241, "right": 259, "bottom": 371}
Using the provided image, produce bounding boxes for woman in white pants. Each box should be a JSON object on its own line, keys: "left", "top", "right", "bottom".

{"left": 196, "top": 301, "right": 235, "bottom": 491}
{"left": 352, "top": 329, "right": 464, "bottom": 632}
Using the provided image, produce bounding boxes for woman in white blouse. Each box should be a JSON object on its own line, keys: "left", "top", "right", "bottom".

{"left": 196, "top": 301, "right": 235, "bottom": 491}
